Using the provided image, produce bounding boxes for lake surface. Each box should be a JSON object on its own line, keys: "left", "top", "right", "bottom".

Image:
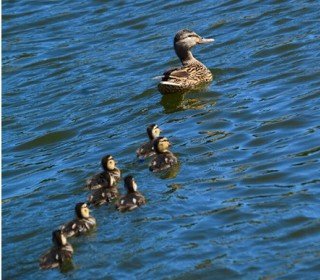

{"left": 3, "top": 0, "right": 320, "bottom": 279}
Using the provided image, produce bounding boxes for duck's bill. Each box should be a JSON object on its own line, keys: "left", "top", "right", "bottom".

{"left": 198, "top": 38, "right": 214, "bottom": 44}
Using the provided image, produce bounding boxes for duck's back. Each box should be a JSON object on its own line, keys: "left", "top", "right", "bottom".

{"left": 61, "top": 217, "right": 96, "bottom": 238}
{"left": 116, "top": 192, "right": 146, "bottom": 212}
{"left": 86, "top": 172, "right": 109, "bottom": 190}
{"left": 150, "top": 151, "right": 178, "bottom": 172}
{"left": 88, "top": 186, "right": 119, "bottom": 206}
{"left": 136, "top": 141, "right": 155, "bottom": 159}
{"left": 158, "top": 61, "right": 212, "bottom": 94}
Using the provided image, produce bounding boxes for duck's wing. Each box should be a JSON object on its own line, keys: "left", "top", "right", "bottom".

{"left": 149, "top": 154, "right": 167, "bottom": 172}
{"left": 162, "top": 67, "right": 190, "bottom": 82}
{"left": 61, "top": 219, "right": 94, "bottom": 237}
{"left": 88, "top": 188, "right": 107, "bottom": 206}
{"left": 149, "top": 155, "right": 159, "bottom": 172}
{"left": 115, "top": 193, "right": 145, "bottom": 212}
{"left": 150, "top": 153, "right": 178, "bottom": 172}
{"left": 60, "top": 219, "right": 79, "bottom": 238}
{"left": 86, "top": 172, "right": 107, "bottom": 190}
{"left": 115, "top": 196, "right": 134, "bottom": 212}
{"left": 135, "top": 192, "right": 146, "bottom": 206}
{"left": 136, "top": 141, "right": 154, "bottom": 159}
{"left": 105, "top": 186, "right": 120, "bottom": 202}
{"left": 165, "top": 151, "right": 178, "bottom": 165}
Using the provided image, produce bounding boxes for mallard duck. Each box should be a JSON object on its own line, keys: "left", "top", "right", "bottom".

{"left": 136, "top": 124, "right": 162, "bottom": 160}
{"left": 158, "top": 29, "right": 214, "bottom": 95}
{"left": 39, "top": 230, "right": 73, "bottom": 270}
{"left": 149, "top": 137, "right": 178, "bottom": 172}
{"left": 60, "top": 203, "right": 96, "bottom": 238}
{"left": 86, "top": 155, "right": 121, "bottom": 190}
{"left": 88, "top": 173, "right": 119, "bottom": 206}
{"left": 115, "top": 175, "right": 146, "bottom": 212}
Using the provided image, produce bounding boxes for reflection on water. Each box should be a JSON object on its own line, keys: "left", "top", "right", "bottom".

{"left": 158, "top": 162, "right": 181, "bottom": 180}
{"left": 160, "top": 89, "right": 217, "bottom": 114}
{"left": 60, "top": 260, "right": 75, "bottom": 273}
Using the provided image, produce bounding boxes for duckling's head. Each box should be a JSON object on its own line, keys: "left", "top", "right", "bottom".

{"left": 101, "top": 155, "right": 116, "bottom": 171}
{"left": 174, "top": 29, "right": 214, "bottom": 63}
{"left": 75, "top": 202, "right": 90, "bottom": 219}
{"left": 154, "top": 137, "right": 171, "bottom": 153}
{"left": 124, "top": 175, "right": 138, "bottom": 193}
{"left": 147, "top": 124, "right": 161, "bottom": 140}
{"left": 52, "top": 230, "right": 67, "bottom": 247}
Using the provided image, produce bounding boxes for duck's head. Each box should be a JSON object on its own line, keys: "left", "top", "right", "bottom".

{"left": 174, "top": 29, "right": 214, "bottom": 63}
{"left": 124, "top": 175, "right": 138, "bottom": 193}
{"left": 147, "top": 124, "right": 162, "bottom": 140}
{"left": 52, "top": 230, "right": 67, "bottom": 247}
{"left": 101, "top": 155, "right": 116, "bottom": 171}
{"left": 153, "top": 137, "right": 171, "bottom": 153}
{"left": 174, "top": 29, "right": 214, "bottom": 50}
{"left": 75, "top": 202, "right": 90, "bottom": 219}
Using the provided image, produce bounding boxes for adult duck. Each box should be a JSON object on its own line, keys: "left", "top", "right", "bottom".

{"left": 158, "top": 29, "right": 214, "bottom": 95}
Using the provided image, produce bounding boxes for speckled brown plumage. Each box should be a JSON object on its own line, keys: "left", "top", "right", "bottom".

{"left": 158, "top": 29, "right": 214, "bottom": 95}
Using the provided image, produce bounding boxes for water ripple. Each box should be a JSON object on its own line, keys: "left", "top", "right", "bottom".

{"left": 3, "top": 0, "right": 320, "bottom": 279}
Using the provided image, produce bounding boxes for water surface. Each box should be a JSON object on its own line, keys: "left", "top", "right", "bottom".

{"left": 3, "top": 0, "right": 320, "bottom": 279}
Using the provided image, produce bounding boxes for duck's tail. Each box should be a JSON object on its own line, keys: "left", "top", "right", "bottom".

{"left": 158, "top": 81, "right": 186, "bottom": 95}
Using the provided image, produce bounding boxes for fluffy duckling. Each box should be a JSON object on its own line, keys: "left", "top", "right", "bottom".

{"left": 136, "top": 124, "right": 162, "bottom": 160}
{"left": 39, "top": 230, "right": 73, "bottom": 270}
{"left": 86, "top": 155, "right": 121, "bottom": 190}
{"left": 158, "top": 29, "right": 214, "bottom": 95}
{"left": 149, "top": 137, "right": 178, "bottom": 172}
{"left": 60, "top": 203, "right": 96, "bottom": 238}
{"left": 115, "top": 175, "right": 146, "bottom": 212}
{"left": 88, "top": 173, "right": 119, "bottom": 206}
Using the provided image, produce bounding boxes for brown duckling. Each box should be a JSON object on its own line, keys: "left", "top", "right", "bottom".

{"left": 60, "top": 202, "right": 96, "bottom": 238}
{"left": 39, "top": 230, "right": 73, "bottom": 270}
{"left": 88, "top": 173, "right": 119, "bottom": 206}
{"left": 86, "top": 155, "right": 121, "bottom": 190}
{"left": 136, "top": 124, "right": 162, "bottom": 160}
{"left": 149, "top": 137, "right": 178, "bottom": 172}
{"left": 115, "top": 175, "right": 146, "bottom": 212}
{"left": 158, "top": 29, "right": 214, "bottom": 95}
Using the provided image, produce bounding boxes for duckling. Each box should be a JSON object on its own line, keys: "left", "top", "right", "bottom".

{"left": 149, "top": 137, "right": 178, "bottom": 172}
{"left": 88, "top": 173, "right": 119, "bottom": 206}
{"left": 86, "top": 155, "right": 121, "bottom": 190}
{"left": 39, "top": 230, "right": 73, "bottom": 270}
{"left": 60, "top": 203, "right": 96, "bottom": 238}
{"left": 115, "top": 175, "right": 146, "bottom": 212}
{"left": 158, "top": 29, "right": 214, "bottom": 95}
{"left": 136, "top": 124, "right": 162, "bottom": 160}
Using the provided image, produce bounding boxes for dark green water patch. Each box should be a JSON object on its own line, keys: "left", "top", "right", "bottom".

{"left": 14, "top": 130, "right": 77, "bottom": 151}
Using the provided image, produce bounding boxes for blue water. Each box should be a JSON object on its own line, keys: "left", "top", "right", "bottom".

{"left": 3, "top": 0, "right": 320, "bottom": 279}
